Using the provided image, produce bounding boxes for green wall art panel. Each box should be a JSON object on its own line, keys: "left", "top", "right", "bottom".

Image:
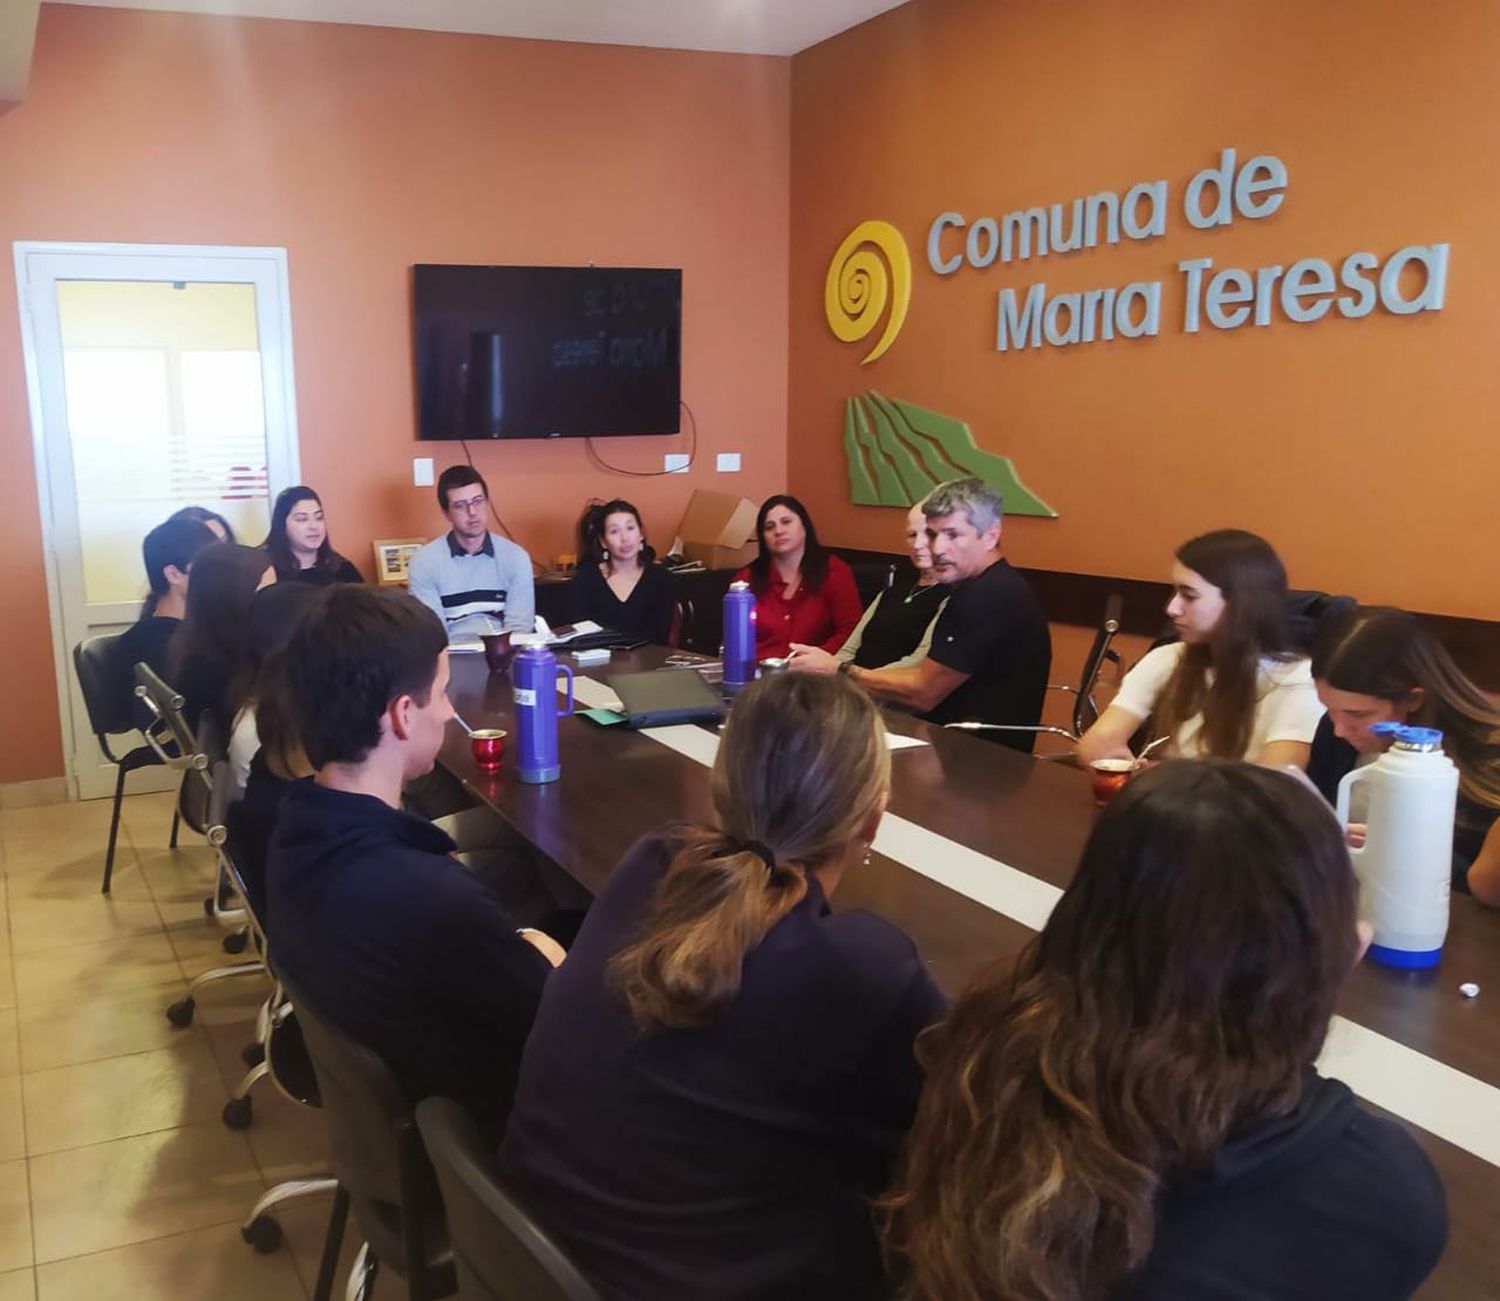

{"left": 842, "top": 392, "right": 1058, "bottom": 518}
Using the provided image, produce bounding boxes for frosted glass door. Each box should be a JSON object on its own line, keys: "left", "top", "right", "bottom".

{"left": 16, "top": 245, "right": 299, "bottom": 799}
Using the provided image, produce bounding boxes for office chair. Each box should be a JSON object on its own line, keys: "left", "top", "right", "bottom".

{"left": 416, "top": 1097, "right": 601, "bottom": 1301}
{"left": 133, "top": 661, "right": 249, "bottom": 947}
{"left": 281, "top": 973, "right": 456, "bottom": 1301}
{"left": 946, "top": 592, "right": 1124, "bottom": 752}
{"left": 132, "top": 690, "right": 265, "bottom": 1028}
{"left": 184, "top": 810, "right": 342, "bottom": 1248}
{"left": 73, "top": 635, "right": 168, "bottom": 893}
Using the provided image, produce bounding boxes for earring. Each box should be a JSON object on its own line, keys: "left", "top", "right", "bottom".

{"left": 860, "top": 841, "right": 873, "bottom": 867}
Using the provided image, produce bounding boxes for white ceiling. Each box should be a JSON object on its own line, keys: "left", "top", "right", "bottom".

{"left": 55, "top": 0, "right": 913, "bottom": 56}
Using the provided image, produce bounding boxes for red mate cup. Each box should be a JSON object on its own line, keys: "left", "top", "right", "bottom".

{"left": 470, "top": 728, "right": 507, "bottom": 771}
{"left": 1089, "top": 758, "right": 1135, "bottom": 807}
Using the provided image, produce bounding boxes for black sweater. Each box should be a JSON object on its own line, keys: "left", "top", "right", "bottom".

{"left": 267, "top": 781, "right": 550, "bottom": 1135}
{"left": 1119, "top": 1075, "right": 1447, "bottom": 1299}
{"left": 502, "top": 828, "right": 948, "bottom": 1301}
{"left": 566, "top": 562, "right": 676, "bottom": 645}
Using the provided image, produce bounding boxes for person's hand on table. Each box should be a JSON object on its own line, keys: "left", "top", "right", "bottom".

{"left": 786, "top": 644, "right": 840, "bottom": 675}
{"left": 518, "top": 928, "right": 567, "bottom": 967}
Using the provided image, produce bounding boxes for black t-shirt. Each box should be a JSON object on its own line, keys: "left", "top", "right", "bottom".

{"left": 115, "top": 616, "right": 180, "bottom": 730}
{"left": 924, "top": 556, "right": 1052, "bottom": 751}
{"left": 566, "top": 561, "right": 676, "bottom": 644}
{"left": 852, "top": 580, "right": 947, "bottom": 670}
{"left": 1119, "top": 1075, "right": 1446, "bottom": 1300}
{"left": 1307, "top": 716, "right": 1497, "bottom": 893}
{"left": 115, "top": 615, "right": 178, "bottom": 683}
{"left": 280, "top": 555, "right": 363, "bottom": 586}
{"left": 502, "top": 828, "right": 948, "bottom": 1301}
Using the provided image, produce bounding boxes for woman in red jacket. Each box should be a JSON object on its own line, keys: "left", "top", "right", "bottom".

{"left": 734, "top": 495, "right": 862, "bottom": 660}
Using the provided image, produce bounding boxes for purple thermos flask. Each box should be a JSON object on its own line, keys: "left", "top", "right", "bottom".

{"left": 723, "top": 580, "right": 756, "bottom": 687}
{"left": 512, "top": 644, "right": 575, "bottom": 784}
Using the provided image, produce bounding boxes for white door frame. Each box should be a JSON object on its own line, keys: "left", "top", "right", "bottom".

{"left": 13, "top": 241, "right": 301, "bottom": 799}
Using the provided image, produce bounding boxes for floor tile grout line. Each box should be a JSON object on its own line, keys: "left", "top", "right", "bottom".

{"left": 23, "top": 1103, "right": 238, "bottom": 1162}
{"left": 18, "top": 1034, "right": 221, "bottom": 1081}
{"left": 27, "top": 1212, "right": 258, "bottom": 1267}
{"left": 29, "top": 1206, "right": 267, "bottom": 1271}
{"left": 0, "top": 876, "right": 40, "bottom": 1279}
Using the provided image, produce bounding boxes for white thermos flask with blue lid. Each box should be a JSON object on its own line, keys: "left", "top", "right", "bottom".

{"left": 1336, "top": 723, "right": 1458, "bottom": 969}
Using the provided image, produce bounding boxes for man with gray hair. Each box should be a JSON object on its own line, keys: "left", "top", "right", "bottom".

{"left": 788, "top": 476, "right": 1051, "bottom": 751}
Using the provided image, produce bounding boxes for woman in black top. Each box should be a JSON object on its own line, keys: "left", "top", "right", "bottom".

{"left": 263, "top": 485, "right": 363, "bottom": 585}
{"left": 503, "top": 674, "right": 947, "bottom": 1300}
{"left": 116, "top": 516, "right": 218, "bottom": 686}
{"left": 567, "top": 498, "right": 675, "bottom": 644}
{"left": 886, "top": 761, "right": 1446, "bottom": 1301}
{"left": 168, "top": 544, "right": 275, "bottom": 744}
{"left": 1310, "top": 605, "right": 1500, "bottom": 905}
{"left": 838, "top": 501, "right": 947, "bottom": 671}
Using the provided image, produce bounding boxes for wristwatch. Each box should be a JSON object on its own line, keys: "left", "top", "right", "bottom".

{"left": 837, "top": 660, "right": 854, "bottom": 676}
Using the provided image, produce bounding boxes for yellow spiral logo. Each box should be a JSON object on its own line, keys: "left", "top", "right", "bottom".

{"left": 825, "top": 220, "right": 911, "bottom": 365}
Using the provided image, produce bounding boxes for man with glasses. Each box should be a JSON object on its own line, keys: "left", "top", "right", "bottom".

{"left": 406, "top": 465, "right": 536, "bottom": 642}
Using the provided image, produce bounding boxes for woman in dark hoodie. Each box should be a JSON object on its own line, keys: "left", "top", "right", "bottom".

{"left": 884, "top": 760, "right": 1446, "bottom": 1301}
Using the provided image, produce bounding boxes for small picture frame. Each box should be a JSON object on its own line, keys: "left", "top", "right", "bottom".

{"left": 373, "top": 538, "right": 427, "bottom": 586}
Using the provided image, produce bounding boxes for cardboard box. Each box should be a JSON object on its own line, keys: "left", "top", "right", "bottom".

{"left": 676, "top": 489, "right": 759, "bottom": 570}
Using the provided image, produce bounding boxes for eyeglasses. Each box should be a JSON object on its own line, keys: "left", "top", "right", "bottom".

{"left": 449, "top": 495, "right": 487, "bottom": 513}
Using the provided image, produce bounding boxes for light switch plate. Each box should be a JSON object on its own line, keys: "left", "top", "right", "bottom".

{"left": 664, "top": 453, "right": 690, "bottom": 473}
{"left": 716, "top": 452, "right": 742, "bottom": 472}
{"left": 413, "top": 457, "right": 435, "bottom": 487}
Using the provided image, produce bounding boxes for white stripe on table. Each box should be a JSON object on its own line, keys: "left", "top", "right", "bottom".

{"left": 568, "top": 677, "right": 1500, "bottom": 1167}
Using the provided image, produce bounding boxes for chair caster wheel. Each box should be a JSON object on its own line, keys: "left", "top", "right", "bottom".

{"left": 166, "top": 997, "right": 196, "bottom": 1027}
{"left": 222, "top": 1095, "right": 254, "bottom": 1130}
{"left": 222, "top": 930, "right": 249, "bottom": 955}
{"left": 241, "top": 1214, "right": 282, "bottom": 1253}
{"left": 241, "top": 1041, "right": 266, "bottom": 1067}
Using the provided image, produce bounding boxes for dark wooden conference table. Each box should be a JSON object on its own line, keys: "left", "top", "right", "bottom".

{"left": 440, "top": 647, "right": 1499, "bottom": 1299}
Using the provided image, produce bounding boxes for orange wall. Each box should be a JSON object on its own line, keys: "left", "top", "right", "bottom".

{"left": 0, "top": 4, "right": 789, "bottom": 783}
{"left": 789, "top": 0, "right": 1500, "bottom": 620}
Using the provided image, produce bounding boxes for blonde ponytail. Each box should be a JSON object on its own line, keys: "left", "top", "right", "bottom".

{"left": 612, "top": 673, "right": 889, "bottom": 1030}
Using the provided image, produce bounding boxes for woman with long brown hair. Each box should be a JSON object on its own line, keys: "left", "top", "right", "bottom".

{"left": 1311, "top": 605, "right": 1500, "bottom": 905}
{"left": 735, "top": 494, "right": 863, "bottom": 660}
{"left": 1078, "top": 529, "right": 1322, "bottom": 766}
{"left": 567, "top": 497, "right": 676, "bottom": 643}
{"left": 502, "top": 673, "right": 946, "bottom": 1299}
{"left": 884, "top": 761, "right": 1446, "bottom": 1301}
{"left": 167, "top": 542, "right": 275, "bottom": 742}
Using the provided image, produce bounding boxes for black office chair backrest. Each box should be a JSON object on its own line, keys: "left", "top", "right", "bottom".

{"left": 416, "top": 1097, "right": 601, "bottom": 1301}
{"left": 1285, "top": 590, "right": 1357, "bottom": 655}
{"left": 134, "top": 661, "right": 220, "bottom": 837}
{"left": 74, "top": 634, "right": 135, "bottom": 739}
{"left": 1071, "top": 593, "right": 1123, "bottom": 736}
{"left": 283, "top": 973, "right": 410, "bottom": 1205}
{"left": 282, "top": 974, "right": 453, "bottom": 1294}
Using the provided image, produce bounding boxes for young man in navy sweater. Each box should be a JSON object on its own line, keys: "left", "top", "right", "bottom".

{"left": 268, "top": 585, "right": 562, "bottom": 1135}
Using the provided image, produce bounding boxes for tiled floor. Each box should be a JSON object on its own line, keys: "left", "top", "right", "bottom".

{"left": 0, "top": 790, "right": 399, "bottom": 1300}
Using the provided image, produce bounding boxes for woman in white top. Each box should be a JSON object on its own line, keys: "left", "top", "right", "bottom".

{"left": 1078, "top": 530, "right": 1324, "bottom": 768}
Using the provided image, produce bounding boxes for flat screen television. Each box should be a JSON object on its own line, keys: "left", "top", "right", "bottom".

{"left": 413, "top": 264, "right": 682, "bottom": 441}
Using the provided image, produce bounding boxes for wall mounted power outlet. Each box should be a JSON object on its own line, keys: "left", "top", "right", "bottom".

{"left": 664, "top": 453, "right": 690, "bottom": 473}
{"left": 715, "top": 452, "right": 742, "bottom": 472}
{"left": 413, "top": 457, "right": 434, "bottom": 487}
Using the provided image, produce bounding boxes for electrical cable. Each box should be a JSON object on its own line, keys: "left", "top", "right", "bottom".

{"left": 584, "top": 399, "right": 698, "bottom": 478}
